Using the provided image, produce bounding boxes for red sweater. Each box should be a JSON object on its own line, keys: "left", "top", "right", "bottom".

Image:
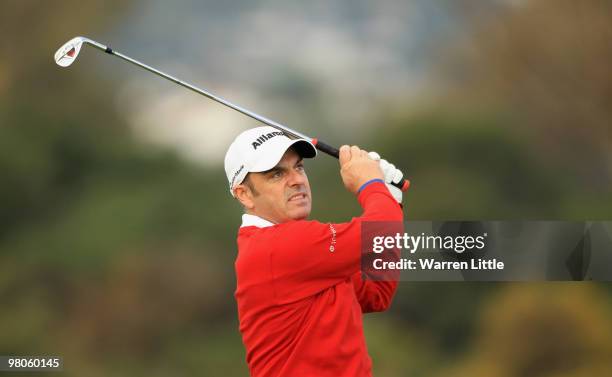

{"left": 234, "top": 182, "right": 403, "bottom": 377}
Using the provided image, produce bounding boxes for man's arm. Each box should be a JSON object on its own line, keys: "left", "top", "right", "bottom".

{"left": 265, "top": 146, "right": 403, "bottom": 304}
{"left": 351, "top": 272, "right": 398, "bottom": 313}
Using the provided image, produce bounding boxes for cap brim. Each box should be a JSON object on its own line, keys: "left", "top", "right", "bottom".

{"left": 250, "top": 138, "right": 317, "bottom": 173}
{"left": 291, "top": 139, "right": 317, "bottom": 159}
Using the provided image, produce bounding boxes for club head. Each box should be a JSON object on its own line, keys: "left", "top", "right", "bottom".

{"left": 54, "top": 36, "right": 85, "bottom": 67}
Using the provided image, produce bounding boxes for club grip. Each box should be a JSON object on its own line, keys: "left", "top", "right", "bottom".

{"left": 312, "top": 138, "right": 410, "bottom": 192}
{"left": 313, "top": 139, "right": 340, "bottom": 158}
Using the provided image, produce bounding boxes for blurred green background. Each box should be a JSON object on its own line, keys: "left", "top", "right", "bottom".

{"left": 1, "top": 0, "right": 611, "bottom": 376}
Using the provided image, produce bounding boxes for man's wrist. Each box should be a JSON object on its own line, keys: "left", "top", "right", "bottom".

{"left": 357, "top": 178, "right": 384, "bottom": 194}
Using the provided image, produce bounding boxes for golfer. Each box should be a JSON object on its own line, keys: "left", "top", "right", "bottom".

{"left": 225, "top": 126, "right": 405, "bottom": 377}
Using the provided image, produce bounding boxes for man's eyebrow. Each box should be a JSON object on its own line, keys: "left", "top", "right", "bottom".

{"left": 261, "top": 158, "right": 304, "bottom": 175}
{"left": 261, "top": 166, "right": 285, "bottom": 175}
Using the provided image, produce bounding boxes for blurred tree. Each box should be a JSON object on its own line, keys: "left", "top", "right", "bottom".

{"left": 437, "top": 284, "right": 612, "bottom": 377}
{"left": 0, "top": 0, "right": 130, "bottom": 96}
{"left": 365, "top": 110, "right": 565, "bottom": 219}
{"left": 0, "top": 1, "right": 244, "bottom": 376}
{"left": 436, "top": 0, "right": 612, "bottom": 188}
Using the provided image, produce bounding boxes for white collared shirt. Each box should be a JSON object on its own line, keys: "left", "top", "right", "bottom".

{"left": 241, "top": 214, "right": 276, "bottom": 228}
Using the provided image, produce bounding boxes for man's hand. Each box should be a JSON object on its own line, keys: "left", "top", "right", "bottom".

{"left": 368, "top": 151, "right": 403, "bottom": 203}
{"left": 339, "top": 145, "right": 384, "bottom": 194}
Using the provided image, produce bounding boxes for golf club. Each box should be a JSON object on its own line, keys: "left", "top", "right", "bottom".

{"left": 54, "top": 36, "right": 410, "bottom": 191}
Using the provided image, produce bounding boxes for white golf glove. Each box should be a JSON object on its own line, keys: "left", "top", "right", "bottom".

{"left": 368, "top": 151, "right": 403, "bottom": 204}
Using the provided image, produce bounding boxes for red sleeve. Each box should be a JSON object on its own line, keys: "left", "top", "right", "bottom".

{"left": 265, "top": 182, "right": 403, "bottom": 304}
{"left": 351, "top": 272, "right": 398, "bottom": 313}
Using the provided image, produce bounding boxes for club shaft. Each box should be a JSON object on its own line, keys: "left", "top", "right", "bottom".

{"left": 80, "top": 39, "right": 410, "bottom": 192}
{"left": 84, "top": 41, "right": 308, "bottom": 140}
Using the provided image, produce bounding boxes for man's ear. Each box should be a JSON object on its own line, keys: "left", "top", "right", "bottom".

{"left": 234, "top": 184, "right": 255, "bottom": 210}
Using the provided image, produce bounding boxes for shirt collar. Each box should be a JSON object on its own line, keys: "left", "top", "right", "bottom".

{"left": 241, "top": 213, "right": 276, "bottom": 228}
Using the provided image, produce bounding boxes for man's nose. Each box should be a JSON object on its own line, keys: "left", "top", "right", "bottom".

{"left": 287, "top": 169, "right": 307, "bottom": 187}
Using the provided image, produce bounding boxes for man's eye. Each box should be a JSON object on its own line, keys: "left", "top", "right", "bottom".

{"left": 272, "top": 171, "right": 283, "bottom": 178}
{"left": 296, "top": 165, "right": 304, "bottom": 172}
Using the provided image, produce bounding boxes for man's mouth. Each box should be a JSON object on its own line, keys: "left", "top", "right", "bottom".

{"left": 288, "top": 193, "right": 308, "bottom": 202}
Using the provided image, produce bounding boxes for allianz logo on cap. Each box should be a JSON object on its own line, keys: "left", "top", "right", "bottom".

{"left": 252, "top": 131, "right": 285, "bottom": 150}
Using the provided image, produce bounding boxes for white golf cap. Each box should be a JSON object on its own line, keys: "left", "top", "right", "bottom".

{"left": 224, "top": 126, "right": 317, "bottom": 196}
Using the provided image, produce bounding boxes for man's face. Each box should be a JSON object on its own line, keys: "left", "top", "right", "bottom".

{"left": 237, "top": 148, "right": 312, "bottom": 224}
